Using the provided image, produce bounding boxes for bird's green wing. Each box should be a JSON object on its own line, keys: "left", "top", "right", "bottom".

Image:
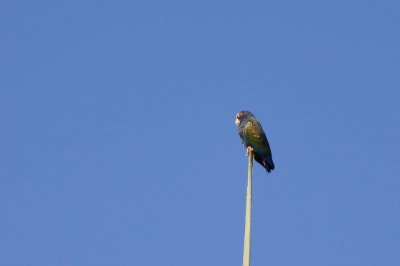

{"left": 244, "top": 120, "right": 272, "bottom": 156}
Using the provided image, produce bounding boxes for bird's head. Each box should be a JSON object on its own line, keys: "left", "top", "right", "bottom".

{"left": 235, "top": 110, "right": 255, "bottom": 125}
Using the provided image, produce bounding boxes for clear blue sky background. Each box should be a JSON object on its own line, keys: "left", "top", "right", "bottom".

{"left": 1, "top": 1, "right": 399, "bottom": 265}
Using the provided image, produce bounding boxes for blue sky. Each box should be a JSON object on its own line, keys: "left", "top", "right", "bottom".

{"left": 1, "top": 1, "right": 400, "bottom": 265}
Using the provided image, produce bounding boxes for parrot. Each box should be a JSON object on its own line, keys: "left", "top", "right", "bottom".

{"left": 235, "top": 111, "right": 275, "bottom": 173}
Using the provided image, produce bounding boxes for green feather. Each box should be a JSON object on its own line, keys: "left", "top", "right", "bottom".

{"left": 244, "top": 121, "right": 272, "bottom": 156}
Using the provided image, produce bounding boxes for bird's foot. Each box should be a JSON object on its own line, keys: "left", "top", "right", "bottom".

{"left": 245, "top": 146, "right": 254, "bottom": 156}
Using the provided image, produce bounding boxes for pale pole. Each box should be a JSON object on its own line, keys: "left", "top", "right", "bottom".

{"left": 242, "top": 150, "right": 253, "bottom": 266}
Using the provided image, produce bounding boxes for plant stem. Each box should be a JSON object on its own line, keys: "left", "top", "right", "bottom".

{"left": 242, "top": 151, "right": 253, "bottom": 266}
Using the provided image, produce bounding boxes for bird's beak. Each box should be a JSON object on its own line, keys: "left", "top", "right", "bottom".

{"left": 235, "top": 118, "right": 240, "bottom": 125}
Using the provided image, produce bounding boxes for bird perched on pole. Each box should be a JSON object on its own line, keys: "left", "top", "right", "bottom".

{"left": 235, "top": 111, "right": 275, "bottom": 173}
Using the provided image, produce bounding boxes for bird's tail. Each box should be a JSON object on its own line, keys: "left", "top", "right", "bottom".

{"left": 263, "top": 157, "right": 275, "bottom": 173}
